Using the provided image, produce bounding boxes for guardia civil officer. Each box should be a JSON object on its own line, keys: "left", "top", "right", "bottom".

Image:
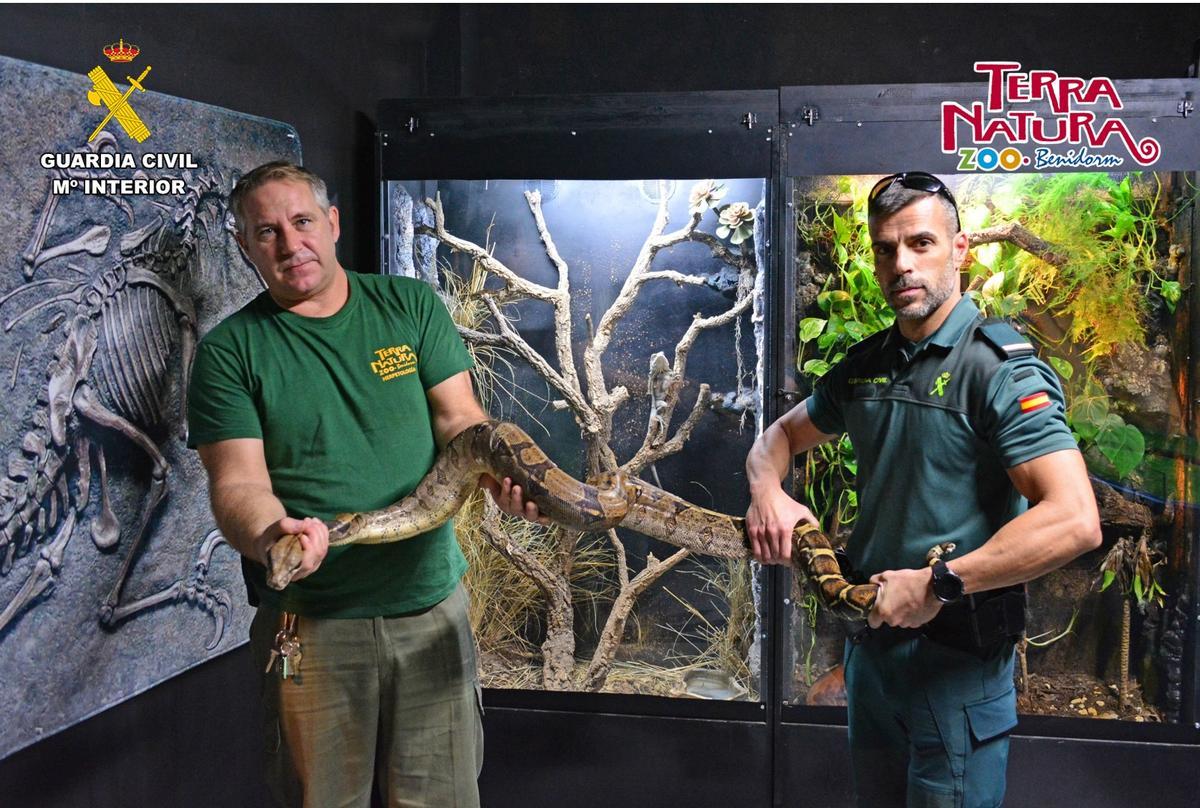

{"left": 745, "top": 172, "right": 1101, "bottom": 806}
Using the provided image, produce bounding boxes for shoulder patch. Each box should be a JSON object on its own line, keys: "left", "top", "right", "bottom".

{"left": 976, "top": 319, "right": 1035, "bottom": 359}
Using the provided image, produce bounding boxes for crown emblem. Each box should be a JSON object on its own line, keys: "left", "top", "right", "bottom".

{"left": 103, "top": 39, "right": 140, "bottom": 63}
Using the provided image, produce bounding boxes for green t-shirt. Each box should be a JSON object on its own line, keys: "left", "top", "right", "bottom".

{"left": 187, "top": 271, "right": 473, "bottom": 617}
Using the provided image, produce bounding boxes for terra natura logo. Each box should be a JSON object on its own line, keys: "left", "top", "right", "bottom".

{"left": 942, "top": 61, "right": 1161, "bottom": 172}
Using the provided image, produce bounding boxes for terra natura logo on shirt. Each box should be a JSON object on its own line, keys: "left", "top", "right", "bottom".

{"left": 371, "top": 345, "right": 417, "bottom": 381}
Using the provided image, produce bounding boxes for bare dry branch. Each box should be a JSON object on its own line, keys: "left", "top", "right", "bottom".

{"left": 524, "top": 190, "right": 585, "bottom": 401}
{"left": 583, "top": 186, "right": 703, "bottom": 417}
{"left": 607, "top": 528, "right": 630, "bottom": 588}
{"left": 479, "top": 505, "right": 576, "bottom": 689}
{"left": 623, "top": 383, "right": 713, "bottom": 477}
{"left": 968, "top": 222, "right": 1068, "bottom": 268}
{"left": 672, "top": 281, "right": 756, "bottom": 384}
{"left": 640, "top": 270, "right": 712, "bottom": 287}
{"left": 422, "top": 195, "right": 558, "bottom": 302}
{"left": 478, "top": 296, "right": 599, "bottom": 431}
{"left": 688, "top": 230, "right": 750, "bottom": 269}
{"left": 582, "top": 546, "right": 692, "bottom": 690}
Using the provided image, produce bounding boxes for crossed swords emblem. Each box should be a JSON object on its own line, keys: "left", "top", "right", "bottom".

{"left": 86, "top": 64, "right": 152, "bottom": 143}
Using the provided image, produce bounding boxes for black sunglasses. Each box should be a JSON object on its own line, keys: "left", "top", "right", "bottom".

{"left": 868, "top": 172, "right": 961, "bottom": 232}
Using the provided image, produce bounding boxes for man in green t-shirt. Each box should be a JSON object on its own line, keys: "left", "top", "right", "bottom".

{"left": 745, "top": 173, "right": 1102, "bottom": 806}
{"left": 188, "top": 161, "right": 538, "bottom": 807}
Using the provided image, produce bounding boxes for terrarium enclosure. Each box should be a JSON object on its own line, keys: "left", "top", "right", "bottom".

{"left": 378, "top": 88, "right": 1200, "bottom": 742}
{"left": 786, "top": 171, "right": 1198, "bottom": 725}
{"left": 384, "top": 176, "right": 767, "bottom": 699}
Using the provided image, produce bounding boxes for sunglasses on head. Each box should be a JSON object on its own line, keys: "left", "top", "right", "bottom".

{"left": 868, "top": 172, "right": 961, "bottom": 232}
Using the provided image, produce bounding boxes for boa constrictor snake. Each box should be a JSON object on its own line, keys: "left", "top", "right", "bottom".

{"left": 265, "top": 420, "right": 952, "bottom": 620}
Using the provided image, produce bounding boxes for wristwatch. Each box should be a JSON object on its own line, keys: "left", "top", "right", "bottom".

{"left": 930, "top": 560, "right": 965, "bottom": 604}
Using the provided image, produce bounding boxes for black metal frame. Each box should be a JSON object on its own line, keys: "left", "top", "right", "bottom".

{"left": 377, "top": 85, "right": 1200, "bottom": 806}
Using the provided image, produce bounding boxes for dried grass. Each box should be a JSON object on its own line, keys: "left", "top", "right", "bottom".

{"left": 658, "top": 557, "right": 759, "bottom": 698}
{"left": 455, "top": 491, "right": 617, "bottom": 663}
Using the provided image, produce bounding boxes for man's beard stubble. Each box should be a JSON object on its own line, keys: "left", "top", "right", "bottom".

{"left": 888, "top": 260, "right": 959, "bottom": 321}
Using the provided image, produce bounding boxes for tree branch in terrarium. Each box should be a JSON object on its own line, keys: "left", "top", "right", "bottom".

{"left": 420, "top": 179, "right": 760, "bottom": 690}
{"left": 522, "top": 190, "right": 587, "bottom": 403}
{"left": 967, "top": 220, "right": 1068, "bottom": 274}
{"left": 583, "top": 538, "right": 692, "bottom": 691}
{"left": 687, "top": 229, "right": 753, "bottom": 269}
{"left": 478, "top": 499, "right": 577, "bottom": 690}
{"left": 478, "top": 294, "right": 600, "bottom": 435}
{"left": 420, "top": 195, "right": 556, "bottom": 302}
{"left": 581, "top": 182, "right": 704, "bottom": 436}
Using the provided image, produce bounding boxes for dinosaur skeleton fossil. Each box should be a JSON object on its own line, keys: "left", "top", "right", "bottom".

{"left": 0, "top": 133, "right": 233, "bottom": 647}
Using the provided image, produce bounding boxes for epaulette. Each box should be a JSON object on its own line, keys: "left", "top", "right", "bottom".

{"left": 975, "top": 318, "right": 1036, "bottom": 359}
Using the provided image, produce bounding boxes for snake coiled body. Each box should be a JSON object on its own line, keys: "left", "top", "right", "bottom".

{"left": 267, "top": 420, "right": 882, "bottom": 619}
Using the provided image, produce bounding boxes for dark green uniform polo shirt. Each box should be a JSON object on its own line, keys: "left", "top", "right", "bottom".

{"left": 807, "top": 296, "right": 1078, "bottom": 578}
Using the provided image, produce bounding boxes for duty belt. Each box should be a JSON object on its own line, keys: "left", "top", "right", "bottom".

{"left": 849, "top": 586, "right": 1027, "bottom": 658}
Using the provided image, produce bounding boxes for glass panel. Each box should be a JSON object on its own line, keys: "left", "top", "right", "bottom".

{"left": 386, "top": 178, "right": 766, "bottom": 699}
{"left": 787, "top": 171, "right": 1196, "bottom": 724}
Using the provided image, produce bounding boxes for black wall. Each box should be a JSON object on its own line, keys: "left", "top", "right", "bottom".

{"left": 1, "top": 5, "right": 1198, "bottom": 807}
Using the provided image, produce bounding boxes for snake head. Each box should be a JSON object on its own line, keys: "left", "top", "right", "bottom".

{"left": 925, "top": 542, "right": 957, "bottom": 565}
{"left": 265, "top": 533, "right": 304, "bottom": 591}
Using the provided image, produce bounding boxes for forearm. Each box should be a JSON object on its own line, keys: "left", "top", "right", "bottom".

{"left": 950, "top": 498, "right": 1101, "bottom": 595}
{"left": 427, "top": 373, "right": 490, "bottom": 449}
{"left": 432, "top": 408, "right": 489, "bottom": 449}
{"left": 746, "top": 420, "right": 795, "bottom": 497}
{"left": 747, "top": 399, "right": 833, "bottom": 497}
{"left": 209, "top": 482, "right": 288, "bottom": 566}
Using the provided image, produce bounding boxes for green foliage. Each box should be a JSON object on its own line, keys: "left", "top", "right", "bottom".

{"left": 1066, "top": 380, "right": 1145, "bottom": 480}
{"left": 798, "top": 592, "right": 820, "bottom": 687}
{"left": 793, "top": 181, "right": 895, "bottom": 526}
{"left": 967, "top": 173, "right": 1166, "bottom": 481}
{"left": 966, "top": 173, "right": 1164, "bottom": 358}
{"left": 803, "top": 435, "right": 858, "bottom": 529}
{"left": 795, "top": 172, "right": 1173, "bottom": 503}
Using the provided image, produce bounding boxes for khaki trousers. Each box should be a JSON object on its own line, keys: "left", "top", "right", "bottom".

{"left": 250, "top": 584, "right": 484, "bottom": 808}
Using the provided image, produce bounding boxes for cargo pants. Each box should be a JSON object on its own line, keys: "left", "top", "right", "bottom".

{"left": 250, "top": 583, "right": 484, "bottom": 808}
{"left": 844, "top": 630, "right": 1017, "bottom": 808}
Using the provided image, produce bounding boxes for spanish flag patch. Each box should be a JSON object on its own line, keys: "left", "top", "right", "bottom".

{"left": 1019, "top": 392, "right": 1051, "bottom": 414}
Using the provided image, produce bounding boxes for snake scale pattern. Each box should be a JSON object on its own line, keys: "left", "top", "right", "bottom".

{"left": 265, "top": 420, "right": 883, "bottom": 620}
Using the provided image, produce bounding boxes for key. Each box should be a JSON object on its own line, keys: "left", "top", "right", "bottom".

{"left": 279, "top": 637, "right": 302, "bottom": 680}
{"left": 265, "top": 628, "right": 290, "bottom": 674}
{"left": 267, "top": 614, "right": 296, "bottom": 676}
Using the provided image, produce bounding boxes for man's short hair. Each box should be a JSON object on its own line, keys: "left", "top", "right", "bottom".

{"left": 229, "top": 161, "right": 331, "bottom": 235}
{"left": 868, "top": 180, "right": 960, "bottom": 235}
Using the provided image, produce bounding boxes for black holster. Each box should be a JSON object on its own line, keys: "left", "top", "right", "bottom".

{"left": 922, "top": 585, "right": 1026, "bottom": 658}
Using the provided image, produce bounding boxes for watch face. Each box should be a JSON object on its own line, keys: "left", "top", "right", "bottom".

{"left": 934, "top": 562, "right": 964, "bottom": 602}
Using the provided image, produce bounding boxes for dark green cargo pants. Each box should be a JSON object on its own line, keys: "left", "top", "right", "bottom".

{"left": 844, "top": 630, "right": 1017, "bottom": 808}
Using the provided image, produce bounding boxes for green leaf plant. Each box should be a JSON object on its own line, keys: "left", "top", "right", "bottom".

{"left": 796, "top": 172, "right": 1169, "bottom": 531}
